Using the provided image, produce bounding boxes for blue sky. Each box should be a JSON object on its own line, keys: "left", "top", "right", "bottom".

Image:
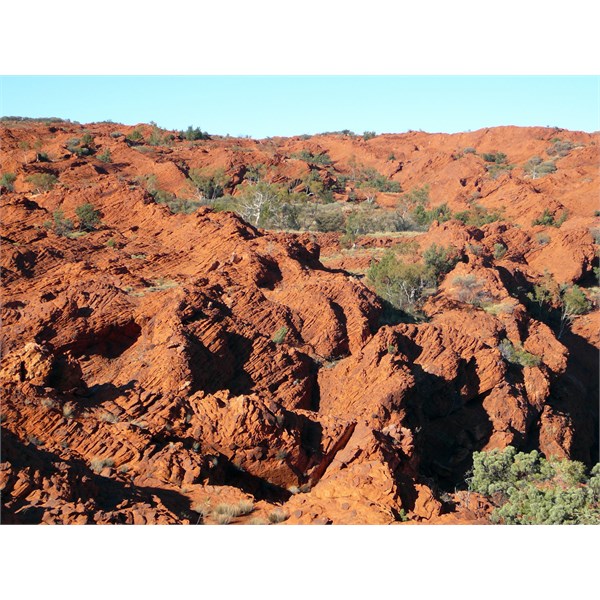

{"left": 1, "top": 76, "right": 598, "bottom": 138}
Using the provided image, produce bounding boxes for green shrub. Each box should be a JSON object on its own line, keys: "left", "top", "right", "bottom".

{"left": 452, "top": 274, "right": 489, "bottom": 306}
{"left": 493, "top": 243, "right": 507, "bottom": 259}
{"left": 66, "top": 136, "right": 94, "bottom": 157}
{"left": 498, "top": 339, "right": 541, "bottom": 367}
{"left": 422, "top": 243, "right": 459, "bottom": 281}
{"left": 75, "top": 203, "right": 101, "bottom": 231}
{"left": 290, "top": 150, "right": 333, "bottom": 165}
{"left": 532, "top": 208, "right": 555, "bottom": 226}
{"left": 470, "top": 447, "right": 600, "bottom": 524}
{"left": 272, "top": 326, "right": 288, "bottom": 345}
{"left": 523, "top": 156, "right": 557, "bottom": 178}
{"left": 356, "top": 168, "right": 402, "bottom": 193}
{"left": 97, "top": 148, "right": 112, "bottom": 163}
{"left": 181, "top": 125, "right": 209, "bottom": 141}
{"left": 189, "top": 168, "right": 227, "bottom": 202}
{"left": 43, "top": 209, "right": 74, "bottom": 236}
{"left": 363, "top": 131, "right": 376, "bottom": 140}
{"left": 367, "top": 251, "right": 435, "bottom": 311}
{"left": 481, "top": 151, "right": 507, "bottom": 164}
{"left": 26, "top": 173, "right": 58, "bottom": 192}
{"left": 546, "top": 139, "right": 574, "bottom": 157}
{"left": 0, "top": 172, "right": 16, "bottom": 192}
{"left": 126, "top": 128, "right": 144, "bottom": 143}
{"left": 454, "top": 204, "right": 501, "bottom": 227}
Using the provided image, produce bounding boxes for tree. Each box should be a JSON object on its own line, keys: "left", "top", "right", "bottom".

{"left": 236, "top": 182, "right": 280, "bottom": 227}
{"left": 559, "top": 284, "right": 591, "bottom": 338}
{"left": 75, "top": 203, "right": 101, "bottom": 231}
{"left": 189, "top": 168, "right": 228, "bottom": 203}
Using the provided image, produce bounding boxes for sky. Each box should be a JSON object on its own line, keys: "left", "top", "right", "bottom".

{"left": 1, "top": 76, "right": 598, "bottom": 138}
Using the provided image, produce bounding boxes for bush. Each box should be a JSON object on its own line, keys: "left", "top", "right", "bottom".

{"left": 470, "top": 447, "right": 599, "bottom": 524}
{"left": 422, "top": 243, "right": 459, "bottom": 281}
{"left": 0, "top": 172, "right": 16, "bottom": 192}
{"left": 523, "top": 156, "right": 556, "bottom": 178}
{"left": 481, "top": 151, "right": 507, "bottom": 164}
{"left": 26, "top": 173, "right": 57, "bottom": 192}
{"left": 97, "top": 148, "right": 112, "bottom": 163}
{"left": 367, "top": 251, "right": 435, "bottom": 311}
{"left": 272, "top": 326, "right": 288, "bottom": 345}
{"left": 532, "top": 208, "right": 555, "bottom": 227}
{"left": 75, "top": 203, "right": 101, "bottom": 231}
{"left": 189, "top": 168, "right": 227, "bottom": 202}
{"left": 454, "top": 204, "right": 501, "bottom": 227}
{"left": 66, "top": 136, "right": 95, "bottom": 157}
{"left": 43, "top": 209, "right": 74, "bottom": 236}
{"left": 493, "top": 243, "right": 507, "bottom": 259}
{"left": 363, "top": 131, "right": 376, "bottom": 140}
{"left": 452, "top": 274, "right": 489, "bottom": 306}
{"left": 181, "top": 125, "right": 209, "bottom": 141}
{"left": 356, "top": 168, "right": 402, "bottom": 193}
{"left": 546, "top": 139, "right": 574, "bottom": 157}
{"left": 498, "top": 339, "right": 541, "bottom": 367}
{"left": 126, "top": 128, "right": 144, "bottom": 144}
{"left": 290, "top": 150, "right": 333, "bottom": 165}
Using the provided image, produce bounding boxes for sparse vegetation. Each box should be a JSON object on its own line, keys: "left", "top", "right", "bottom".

{"left": 452, "top": 274, "right": 490, "bottom": 306}
{"left": 523, "top": 156, "right": 556, "bottom": 178}
{"left": 268, "top": 509, "right": 288, "bottom": 523}
{"left": 493, "top": 243, "right": 507, "bottom": 259}
{"left": 75, "top": 203, "right": 101, "bottom": 231}
{"left": 290, "top": 150, "right": 333, "bottom": 165}
{"left": 0, "top": 172, "right": 16, "bottom": 192}
{"left": 26, "top": 173, "right": 58, "bottom": 192}
{"left": 272, "top": 326, "right": 288, "bottom": 345}
{"left": 43, "top": 209, "right": 74, "bottom": 236}
{"left": 470, "top": 447, "right": 600, "bottom": 524}
{"left": 498, "top": 339, "right": 541, "bottom": 367}
{"left": 97, "top": 148, "right": 112, "bottom": 163}
{"left": 546, "top": 139, "right": 574, "bottom": 158}
{"left": 90, "top": 457, "right": 115, "bottom": 473}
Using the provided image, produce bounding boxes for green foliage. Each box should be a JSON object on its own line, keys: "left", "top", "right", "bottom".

{"left": 546, "top": 139, "right": 574, "bottom": 157}
{"left": 0, "top": 172, "right": 16, "bottom": 192}
{"left": 523, "top": 156, "right": 557, "bottom": 178}
{"left": 412, "top": 202, "right": 452, "bottom": 227}
{"left": 356, "top": 167, "right": 402, "bottom": 193}
{"left": 290, "top": 150, "right": 333, "bottom": 165}
{"left": 367, "top": 250, "right": 435, "bottom": 311}
{"left": 189, "top": 168, "right": 228, "bottom": 202}
{"left": 362, "top": 131, "right": 376, "bottom": 141}
{"left": 463, "top": 147, "right": 476, "bottom": 154}
{"left": 75, "top": 203, "right": 101, "bottom": 231}
{"left": 562, "top": 285, "right": 591, "bottom": 316}
{"left": 106, "top": 237, "right": 117, "bottom": 249}
{"left": 97, "top": 148, "right": 112, "bottom": 163}
{"left": 26, "top": 173, "right": 58, "bottom": 192}
{"left": 493, "top": 243, "right": 507, "bottom": 259}
{"left": 452, "top": 274, "right": 489, "bottom": 306}
{"left": 462, "top": 208, "right": 486, "bottom": 229}
{"left": 532, "top": 209, "right": 568, "bottom": 228}
{"left": 470, "top": 447, "right": 600, "bottom": 524}
{"left": 126, "top": 128, "right": 144, "bottom": 143}
{"left": 481, "top": 151, "right": 507, "bottom": 164}
{"left": 532, "top": 208, "right": 555, "bottom": 226}
{"left": 44, "top": 209, "right": 74, "bottom": 236}
{"left": 422, "top": 244, "right": 459, "bottom": 281}
{"left": 148, "top": 125, "right": 174, "bottom": 147}
{"left": 272, "top": 326, "right": 288, "bottom": 344}
{"left": 66, "top": 136, "right": 94, "bottom": 157}
{"left": 181, "top": 125, "right": 209, "bottom": 141}
{"left": 498, "top": 339, "right": 541, "bottom": 367}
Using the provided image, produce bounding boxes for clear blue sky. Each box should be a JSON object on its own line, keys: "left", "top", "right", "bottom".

{"left": 1, "top": 76, "right": 598, "bottom": 138}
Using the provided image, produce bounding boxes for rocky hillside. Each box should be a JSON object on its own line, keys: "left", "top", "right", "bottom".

{"left": 1, "top": 119, "right": 598, "bottom": 524}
